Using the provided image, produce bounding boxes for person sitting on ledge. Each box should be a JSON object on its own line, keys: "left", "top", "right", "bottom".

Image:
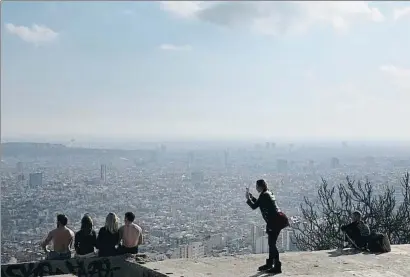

{"left": 41, "top": 214, "right": 74, "bottom": 260}
{"left": 118, "top": 212, "right": 143, "bottom": 255}
{"left": 341, "top": 211, "right": 370, "bottom": 250}
{"left": 96, "top": 212, "right": 120, "bottom": 257}
{"left": 74, "top": 214, "right": 97, "bottom": 258}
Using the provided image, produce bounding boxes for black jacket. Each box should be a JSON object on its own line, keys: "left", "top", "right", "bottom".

{"left": 247, "top": 190, "right": 280, "bottom": 231}
{"left": 74, "top": 229, "right": 97, "bottom": 255}
{"left": 96, "top": 227, "right": 120, "bottom": 257}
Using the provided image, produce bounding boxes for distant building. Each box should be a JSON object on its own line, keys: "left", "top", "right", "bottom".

{"left": 16, "top": 162, "right": 23, "bottom": 173}
{"left": 100, "top": 164, "right": 107, "bottom": 183}
{"left": 29, "top": 172, "right": 43, "bottom": 188}
{"left": 172, "top": 242, "right": 204, "bottom": 259}
{"left": 204, "top": 233, "right": 225, "bottom": 254}
{"left": 331, "top": 157, "right": 340, "bottom": 168}
{"left": 250, "top": 225, "right": 265, "bottom": 253}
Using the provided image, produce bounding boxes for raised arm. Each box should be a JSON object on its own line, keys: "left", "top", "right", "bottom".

{"left": 247, "top": 193, "right": 262, "bottom": 210}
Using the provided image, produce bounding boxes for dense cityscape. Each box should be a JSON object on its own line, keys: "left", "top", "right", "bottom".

{"left": 2, "top": 141, "right": 410, "bottom": 264}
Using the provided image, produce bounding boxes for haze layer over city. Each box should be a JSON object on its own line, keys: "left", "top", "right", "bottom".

{"left": 1, "top": 1, "right": 410, "bottom": 264}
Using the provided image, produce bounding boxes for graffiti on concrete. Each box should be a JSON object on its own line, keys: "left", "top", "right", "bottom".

{"left": 1, "top": 257, "right": 120, "bottom": 277}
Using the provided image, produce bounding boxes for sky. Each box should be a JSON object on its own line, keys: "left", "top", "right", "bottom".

{"left": 1, "top": 1, "right": 410, "bottom": 142}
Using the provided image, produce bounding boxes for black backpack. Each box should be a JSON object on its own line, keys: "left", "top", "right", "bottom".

{"left": 367, "top": 233, "right": 391, "bottom": 253}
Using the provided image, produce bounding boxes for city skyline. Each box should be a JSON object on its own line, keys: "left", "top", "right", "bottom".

{"left": 2, "top": 1, "right": 410, "bottom": 140}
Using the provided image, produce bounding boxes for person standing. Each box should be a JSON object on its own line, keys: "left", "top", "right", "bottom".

{"left": 246, "top": 179, "right": 288, "bottom": 274}
{"left": 119, "top": 212, "right": 143, "bottom": 254}
{"left": 41, "top": 214, "right": 74, "bottom": 260}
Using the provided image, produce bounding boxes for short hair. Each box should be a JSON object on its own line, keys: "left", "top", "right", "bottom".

{"left": 125, "top": 212, "right": 135, "bottom": 222}
{"left": 81, "top": 214, "right": 93, "bottom": 233}
{"left": 57, "top": 214, "right": 68, "bottom": 226}
{"left": 256, "top": 179, "right": 268, "bottom": 191}
{"left": 352, "top": 211, "right": 362, "bottom": 219}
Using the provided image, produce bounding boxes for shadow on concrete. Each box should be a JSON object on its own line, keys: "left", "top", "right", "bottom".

{"left": 328, "top": 248, "right": 362, "bottom": 257}
{"left": 248, "top": 272, "right": 269, "bottom": 277}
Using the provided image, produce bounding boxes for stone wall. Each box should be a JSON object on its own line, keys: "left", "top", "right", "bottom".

{"left": 1, "top": 255, "right": 168, "bottom": 277}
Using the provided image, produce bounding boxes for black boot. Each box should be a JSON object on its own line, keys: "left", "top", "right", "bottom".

{"left": 267, "top": 261, "right": 282, "bottom": 274}
{"left": 258, "top": 259, "right": 273, "bottom": 271}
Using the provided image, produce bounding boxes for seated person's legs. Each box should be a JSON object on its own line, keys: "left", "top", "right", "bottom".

{"left": 47, "top": 251, "right": 71, "bottom": 260}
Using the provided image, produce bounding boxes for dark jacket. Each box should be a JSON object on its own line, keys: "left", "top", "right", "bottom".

{"left": 247, "top": 190, "right": 280, "bottom": 231}
{"left": 96, "top": 227, "right": 120, "bottom": 257}
{"left": 74, "top": 229, "right": 97, "bottom": 255}
{"left": 341, "top": 220, "right": 370, "bottom": 248}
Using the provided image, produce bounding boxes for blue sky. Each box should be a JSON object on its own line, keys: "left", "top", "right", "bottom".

{"left": 2, "top": 1, "right": 410, "bottom": 141}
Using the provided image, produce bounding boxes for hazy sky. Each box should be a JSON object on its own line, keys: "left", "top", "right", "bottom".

{"left": 2, "top": 1, "right": 410, "bottom": 141}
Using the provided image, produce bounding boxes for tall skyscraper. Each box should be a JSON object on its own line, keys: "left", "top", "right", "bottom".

{"left": 188, "top": 151, "right": 194, "bottom": 169}
{"left": 29, "top": 172, "right": 43, "bottom": 188}
{"left": 100, "top": 164, "right": 107, "bottom": 183}
{"left": 16, "top": 162, "right": 25, "bottom": 184}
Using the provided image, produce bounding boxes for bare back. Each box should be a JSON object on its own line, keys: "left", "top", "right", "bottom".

{"left": 51, "top": 227, "right": 74, "bottom": 253}
{"left": 121, "top": 223, "right": 142, "bottom": 248}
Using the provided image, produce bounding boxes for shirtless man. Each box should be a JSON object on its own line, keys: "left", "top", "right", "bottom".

{"left": 41, "top": 214, "right": 74, "bottom": 260}
{"left": 119, "top": 212, "right": 143, "bottom": 254}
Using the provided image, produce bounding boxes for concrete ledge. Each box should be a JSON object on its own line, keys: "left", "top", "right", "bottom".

{"left": 1, "top": 255, "right": 168, "bottom": 277}
{"left": 145, "top": 244, "right": 410, "bottom": 277}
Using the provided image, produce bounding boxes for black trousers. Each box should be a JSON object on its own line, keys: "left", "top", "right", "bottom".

{"left": 267, "top": 228, "right": 281, "bottom": 262}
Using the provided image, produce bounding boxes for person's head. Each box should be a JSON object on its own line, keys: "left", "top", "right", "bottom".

{"left": 352, "top": 211, "right": 362, "bottom": 222}
{"left": 80, "top": 214, "right": 93, "bottom": 233}
{"left": 57, "top": 214, "right": 68, "bottom": 228}
{"left": 105, "top": 213, "right": 119, "bottom": 234}
{"left": 256, "top": 179, "right": 268, "bottom": 193}
{"left": 124, "top": 212, "right": 135, "bottom": 224}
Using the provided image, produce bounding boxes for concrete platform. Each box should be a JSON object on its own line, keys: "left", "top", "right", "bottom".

{"left": 145, "top": 245, "right": 410, "bottom": 277}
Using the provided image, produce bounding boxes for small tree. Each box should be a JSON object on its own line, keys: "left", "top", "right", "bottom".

{"left": 292, "top": 173, "right": 410, "bottom": 251}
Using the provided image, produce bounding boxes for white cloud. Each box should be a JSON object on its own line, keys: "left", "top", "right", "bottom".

{"left": 160, "top": 1, "right": 204, "bottom": 18}
{"left": 393, "top": 7, "right": 410, "bottom": 21}
{"left": 160, "top": 1, "right": 385, "bottom": 36}
{"left": 159, "top": 44, "right": 192, "bottom": 51}
{"left": 5, "top": 23, "right": 59, "bottom": 45}
{"left": 379, "top": 65, "right": 410, "bottom": 90}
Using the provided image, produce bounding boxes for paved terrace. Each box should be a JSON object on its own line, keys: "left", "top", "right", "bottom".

{"left": 2, "top": 245, "right": 410, "bottom": 277}
{"left": 145, "top": 244, "right": 410, "bottom": 277}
